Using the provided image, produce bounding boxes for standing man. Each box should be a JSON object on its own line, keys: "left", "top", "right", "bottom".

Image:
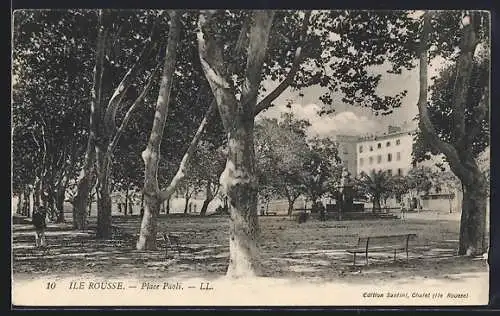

{"left": 400, "top": 200, "right": 407, "bottom": 221}
{"left": 319, "top": 202, "right": 326, "bottom": 221}
{"left": 33, "top": 205, "right": 47, "bottom": 248}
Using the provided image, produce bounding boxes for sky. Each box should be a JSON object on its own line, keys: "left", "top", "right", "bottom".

{"left": 254, "top": 9, "right": 475, "bottom": 140}
{"left": 256, "top": 57, "right": 450, "bottom": 139}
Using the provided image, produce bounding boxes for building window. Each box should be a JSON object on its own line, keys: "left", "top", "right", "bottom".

{"left": 386, "top": 141, "right": 391, "bottom": 147}
{"left": 369, "top": 145, "right": 373, "bottom": 151}
{"left": 396, "top": 139, "right": 401, "bottom": 145}
{"left": 359, "top": 145, "right": 363, "bottom": 153}
{"left": 396, "top": 152, "right": 401, "bottom": 161}
{"left": 359, "top": 158, "right": 364, "bottom": 166}
{"left": 377, "top": 143, "right": 381, "bottom": 149}
{"left": 369, "top": 156, "right": 373, "bottom": 164}
{"left": 377, "top": 155, "right": 382, "bottom": 163}
{"left": 397, "top": 168, "right": 402, "bottom": 176}
{"left": 387, "top": 153, "right": 392, "bottom": 162}
{"left": 387, "top": 169, "right": 393, "bottom": 176}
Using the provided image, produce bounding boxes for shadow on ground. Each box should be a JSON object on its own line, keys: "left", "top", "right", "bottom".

{"left": 12, "top": 214, "right": 488, "bottom": 283}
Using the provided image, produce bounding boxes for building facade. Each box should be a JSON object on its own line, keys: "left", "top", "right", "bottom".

{"left": 356, "top": 129, "right": 415, "bottom": 177}
{"left": 338, "top": 126, "right": 417, "bottom": 178}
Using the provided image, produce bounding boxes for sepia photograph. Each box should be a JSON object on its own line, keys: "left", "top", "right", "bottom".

{"left": 11, "top": 8, "right": 491, "bottom": 307}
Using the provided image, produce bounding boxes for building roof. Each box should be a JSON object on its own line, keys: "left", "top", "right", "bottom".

{"left": 357, "top": 129, "right": 417, "bottom": 142}
{"left": 336, "top": 134, "right": 361, "bottom": 142}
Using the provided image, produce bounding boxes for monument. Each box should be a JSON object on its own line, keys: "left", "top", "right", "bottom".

{"left": 338, "top": 168, "right": 354, "bottom": 220}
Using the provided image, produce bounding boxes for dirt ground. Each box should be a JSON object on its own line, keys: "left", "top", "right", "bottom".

{"left": 12, "top": 210, "right": 488, "bottom": 284}
{"left": 12, "top": 211, "right": 490, "bottom": 306}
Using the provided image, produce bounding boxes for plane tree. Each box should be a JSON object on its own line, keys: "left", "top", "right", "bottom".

{"left": 414, "top": 11, "right": 490, "bottom": 255}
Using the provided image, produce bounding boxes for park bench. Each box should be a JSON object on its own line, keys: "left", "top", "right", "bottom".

{"left": 162, "top": 232, "right": 181, "bottom": 258}
{"left": 346, "top": 233, "right": 417, "bottom": 265}
{"left": 266, "top": 211, "right": 278, "bottom": 216}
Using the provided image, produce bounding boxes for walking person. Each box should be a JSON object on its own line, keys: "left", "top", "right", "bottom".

{"left": 33, "top": 205, "right": 47, "bottom": 248}
{"left": 319, "top": 202, "right": 326, "bottom": 221}
{"left": 400, "top": 200, "right": 407, "bottom": 221}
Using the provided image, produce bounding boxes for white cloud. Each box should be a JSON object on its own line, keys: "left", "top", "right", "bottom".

{"left": 257, "top": 102, "right": 382, "bottom": 138}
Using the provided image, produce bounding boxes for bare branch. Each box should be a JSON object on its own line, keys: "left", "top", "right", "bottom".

{"left": 240, "top": 10, "right": 276, "bottom": 117}
{"left": 158, "top": 102, "right": 217, "bottom": 202}
{"left": 197, "top": 11, "right": 240, "bottom": 131}
{"left": 107, "top": 61, "right": 162, "bottom": 156}
{"left": 451, "top": 12, "right": 480, "bottom": 146}
{"left": 213, "top": 183, "right": 220, "bottom": 197}
{"left": 103, "top": 13, "right": 164, "bottom": 136}
{"left": 141, "top": 10, "right": 182, "bottom": 201}
{"left": 235, "top": 15, "right": 251, "bottom": 56}
{"left": 254, "top": 11, "right": 312, "bottom": 116}
{"left": 92, "top": 9, "right": 107, "bottom": 136}
{"left": 416, "top": 12, "right": 473, "bottom": 185}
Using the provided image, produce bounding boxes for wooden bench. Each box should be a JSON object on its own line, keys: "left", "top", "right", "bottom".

{"left": 162, "top": 233, "right": 181, "bottom": 258}
{"left": 346, "top": 234, "right": 417, "bottom": 265}
{"left": 266, "top": 211, "right": 277, "bottom": 216}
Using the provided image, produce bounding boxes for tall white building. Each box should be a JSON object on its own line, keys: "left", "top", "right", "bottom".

{"left": 356, "top": 127, "right": 416, "bottom": 177}
{"left": 337, "top": 125, "right": 416, "bottom": 177}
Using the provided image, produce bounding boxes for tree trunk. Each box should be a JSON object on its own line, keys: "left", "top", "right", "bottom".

{"left": 73, "top": 10, "right": 105, "bottom": 230}
{"left": 200, "top": 200, "right": 210, "bottom": 216}
{"left": 88, "top": 188, "right": 95, "bottom": 217}
{"left": 458, "top": 171, "right": 487, "bottom": 256}
{"left": 34, "top": 177, "right": 41, "bottom": 210}
{"left": 74, "top": 170, "right": 94, "bottom": 230}
{"left": 128, "top": 199, "right": 133, "bottom": 215}
{"left": 17, "top": 191, "right": 24, "bottom": 215}
{"left": 96, "top": 157, "right": 113, "bottom": 239}
{"left": 27, "top": 185, "right": 34, "bottom": 217}
{"left": 200, "top": 181, "right": 213, "bottom": 216}
{"left": 137, "top": 11, "right": 181, "bottom": 251}
{"left": 166, "top": 198, "right": 170, "bottom": 214}
{"left": 47, "top": 187, "right": 59, "bottom": 222}
{"left": 222, "top": 124, "right": 260, "bottom": 277}
{"left": 96, "top": 187, "right": 112, "bottom": 239}
{"left": 198, "top": 10, "right": 275, "bottom": 277}
{"left": 373, "top": 195, "right": 381, "bottom": 213}
{"left": 183, "top": 191, "right": 190, "bottom": 214}
{"left": 21, "top": 188, "right": 28, "bottom": 216}
{"left": 55, "top": 184, "right": 66, "bottom": 223}
{"left": 124, "top": 189, "right": 129, "bottom": 215}
{"left": 287, "top": 199, "right": 295, "bottom": 217}
{"left": 415, "top": 12, "right": 487, "bottom": 257}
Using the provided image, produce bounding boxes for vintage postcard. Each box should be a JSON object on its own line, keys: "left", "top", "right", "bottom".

{"left": 11, "top": 9, "right": 490, "bottom": 307}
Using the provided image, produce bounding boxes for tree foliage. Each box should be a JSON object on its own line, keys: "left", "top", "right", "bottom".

{"left": 254, "top": 113, "right": 310, "bottom": 203}
{"left": 406, "top": 166, "right": 433, "bottom": 195}
{"left": 413, "top": 53, "right": 490, "bottom": 164}
{"left": 355, "top": 170, "right": 393, "bottom": 212}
